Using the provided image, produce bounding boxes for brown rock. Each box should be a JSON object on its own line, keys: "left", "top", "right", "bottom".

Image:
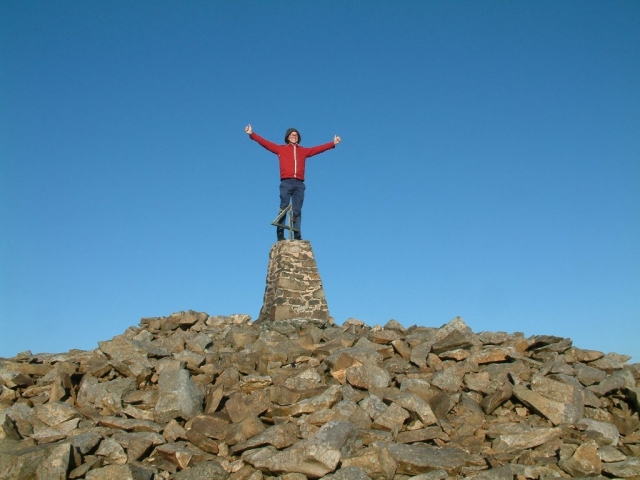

{"left": 468, "top": 346, "right": 514, "bottom": 364}
{"left": 98, "top": 416, "right": 162, "bottom": 433}
{"left": 385, "top": 392, "right": 438, "bottom": 426}
{"left": 226, "top": 390, "right": 270, "bottom": 423}
{"left": 396, "top": 426, "right": 448, "bottom": 444}
{"left": 558, "top": 440, "right": 602, "bottom": 477}
{"left": 186, "top": 414, "right": 229, "bottom": 441}
{"left": 96, "top": 437, "right": 128, "bottom": 464}
{"left": 346, "top": 363, "right": 391, "bottom": 389}
{"left": 230, "top": 422, "right": 298, "bottom": 454}
{"left": 257, "top": 441, "right": 341, "bottom": 477}
{"left": 481, "top": 383, "right": 513, "bottom": 415}
{"left": 387, "top": 443, "right": 486, "bottom": 475}
{"left": 270, "top": 385, "right": 342, "bottom": 417}
{"left": 225, "top": 416, "right": 265, "bottom": 445}
{"left": 341, "top": 443, "right": 397, "bottom": 479}
{"left": 155, "top": 442, "right": 212, "bottom": 470}
{"left": 370, "top": 329, "right": 398, "bottom": 345}
{"left": 372, "top": 402, "right": 410, "bottom": 431}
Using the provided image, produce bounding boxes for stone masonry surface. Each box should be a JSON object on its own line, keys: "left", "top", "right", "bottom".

{"left": 257, "top": 240, "right": 329, "bottom": 324}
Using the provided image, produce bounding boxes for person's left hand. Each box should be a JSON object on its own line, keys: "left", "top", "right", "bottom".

{"left": 334, "top": 135, "right": 341, "bottom": 145}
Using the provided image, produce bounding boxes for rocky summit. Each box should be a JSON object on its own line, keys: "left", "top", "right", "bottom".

{"left": 1, "top": 312, "right": 639, "bottom": 480}
{"left": 1, "top": 241, "right": 639, "bottom": 479}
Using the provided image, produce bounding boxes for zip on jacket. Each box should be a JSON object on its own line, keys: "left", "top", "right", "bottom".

{"left": 293, "top": 144, "right": 297, "bottom": 179}
{"left": 249, "top": 132, "right": 335, "bottom": 182}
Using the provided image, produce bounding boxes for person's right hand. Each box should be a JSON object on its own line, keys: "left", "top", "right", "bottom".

{"left": 244, "top": 124, "right": 252, "bottom": 135}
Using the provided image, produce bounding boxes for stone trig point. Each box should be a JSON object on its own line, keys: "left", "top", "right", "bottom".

{"left": 256, "top": 240, "right": 330, "bottom": 324}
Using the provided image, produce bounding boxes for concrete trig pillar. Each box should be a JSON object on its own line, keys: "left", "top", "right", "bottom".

{"left": 257, "top": 240, "right": 330, "bottom": 324}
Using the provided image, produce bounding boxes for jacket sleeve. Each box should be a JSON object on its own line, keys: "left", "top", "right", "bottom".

{"left": 304, "top": 142, "right": 336, "bottom": 157}
{"left": 250, "top": 132, "right": 281, "bottom": 154}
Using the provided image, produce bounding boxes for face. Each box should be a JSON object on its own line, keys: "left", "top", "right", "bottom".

{"left": 288, "top": 131, "right": 299, "bottom": 144}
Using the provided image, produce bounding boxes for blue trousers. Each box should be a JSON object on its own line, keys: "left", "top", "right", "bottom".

{"left": 278, "top": 178, "right": 305, "bottom": 238}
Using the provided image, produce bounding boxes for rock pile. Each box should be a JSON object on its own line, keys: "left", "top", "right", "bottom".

{"left": 1, "top": 311, "right": 639, "bottom": 480}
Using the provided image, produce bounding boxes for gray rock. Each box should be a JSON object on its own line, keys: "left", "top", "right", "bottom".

{"left": 172, "top": 460, "right": 229, "bottom": 480}
{"left": 576, "top": 418, "right": 620, "bottom": 445}
{"left": 491, "top": 427, "right": 561, "bottom": 452}
{"left": 513, "top": 384, "right": 582, "bottom": 425}
{"left": 597, "top": 444, "right": 627, "bottom": 462}
{"left": 431, "top": 367, "right": 464, "bottom": 393}
{"left": 358, "top": 394, "right": 387, "bottom": 420}
{"left": 67, "top": 431, "right": 103, "bottom": 454}
{"left": 588, "top": 373, "right": 628, "bottom": 397}
{"left": 77, "top": 376, "right": 137, "bottom": 411}
{"left": 409, "top": 342, "right": 432, "bottom": 368}
{"left": 154, "top": 367, "right": 203, "bottom": 423}
{"left": 601, "top": 457, "right": 640, "bottom": 478}
{"left": 313, "top": 421, "right": 360, "bottom": 457}
{"left": 590, "top": 352, "right": 631, "bottom": 371}
{"left": 35, "top": 442, "right": 71, "bottom": 480}
{"left": 575, "top": 362, "right": 607, "bottom": 386}
{"left": 85, "top": 463, "right": 154, "bottom": 480}
{"left": 321, "top": 465, "right": 372, "bottom": 480}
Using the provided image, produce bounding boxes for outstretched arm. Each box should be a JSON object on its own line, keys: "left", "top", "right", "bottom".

{"left": 245, "top": 124, "right": 281, "bottom": 153}
{"left": 305, "top": 137, "right": 340, "bottom": 157}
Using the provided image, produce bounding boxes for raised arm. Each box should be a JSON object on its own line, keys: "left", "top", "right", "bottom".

{"left": 245, "top": 124, "right": 281, "bottom": 153}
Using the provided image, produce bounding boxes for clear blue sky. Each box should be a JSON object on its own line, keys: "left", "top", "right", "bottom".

{"left": 2, "top": 1, "right": 638, "bottom": 362}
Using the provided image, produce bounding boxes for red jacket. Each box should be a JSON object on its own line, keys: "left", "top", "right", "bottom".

{"left": 250, "top": 132, "right": 335, "bottom": 181}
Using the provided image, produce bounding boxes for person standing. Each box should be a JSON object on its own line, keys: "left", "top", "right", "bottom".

{"left": 245, "top": 124, "right": 341, "bottom": 241}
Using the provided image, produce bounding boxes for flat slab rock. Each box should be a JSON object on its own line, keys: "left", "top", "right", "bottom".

{"left": 387, "top": 443, "right": 486, "bottom": 475}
